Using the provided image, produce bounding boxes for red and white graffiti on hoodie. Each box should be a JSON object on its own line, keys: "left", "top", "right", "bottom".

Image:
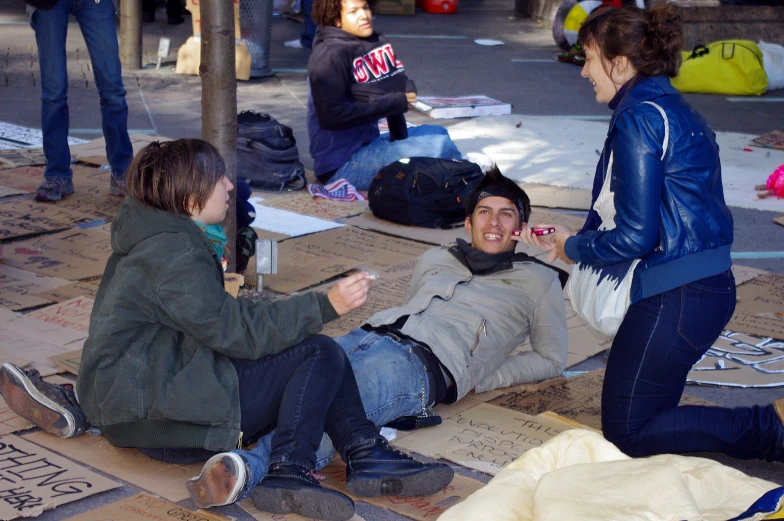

{"left": 352, "top": 43, "right": 404, "bottom": 83}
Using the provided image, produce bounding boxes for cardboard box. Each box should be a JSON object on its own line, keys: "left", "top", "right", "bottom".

{"left": 374, "top": 0, "right": 415, "bottom": 15}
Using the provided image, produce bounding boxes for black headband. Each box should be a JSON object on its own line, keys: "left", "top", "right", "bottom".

{"left": 466, "top": 187, "right": 526, "bottom": 223}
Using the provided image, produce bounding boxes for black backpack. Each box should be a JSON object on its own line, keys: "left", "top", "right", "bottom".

{"left": 368, "top": 157, "right": 484, "bottom": 229}
{"left": 237, "top": 111, "right": 306, "bottom": 192}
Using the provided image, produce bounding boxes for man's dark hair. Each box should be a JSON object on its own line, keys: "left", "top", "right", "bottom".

{"left": 465, "top": 166, "right": 531, "bottom": 226}
{"left": 312, "top": 0, "right": 375, "bottom": 27}
{"left": 125, "top": 139, "right": 226, "bottom": 217}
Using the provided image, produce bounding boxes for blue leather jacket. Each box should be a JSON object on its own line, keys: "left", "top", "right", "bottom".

{"left": 564, "top": 75, "right": 733, "bottom": 303}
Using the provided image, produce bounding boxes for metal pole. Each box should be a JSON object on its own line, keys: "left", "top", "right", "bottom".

{"left": 119, "top": 0, "right": 142, "bottom": 70}
{"left": 201, "top": 0, "right": 238, "bottom": 273}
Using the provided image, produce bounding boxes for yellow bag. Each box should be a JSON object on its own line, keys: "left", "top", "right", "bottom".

{"left": 672, "top": 40, "right": 768, "bottom": 96}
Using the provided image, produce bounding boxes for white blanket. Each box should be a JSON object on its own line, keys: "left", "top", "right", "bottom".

{"left": 441, "top": 429, "right": 784, "bottom": 521}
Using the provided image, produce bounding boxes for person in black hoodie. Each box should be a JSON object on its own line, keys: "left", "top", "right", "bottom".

{"left": 307, "top": 0, "right": 463, "bottom": 190}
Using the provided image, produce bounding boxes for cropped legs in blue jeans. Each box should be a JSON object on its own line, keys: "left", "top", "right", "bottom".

{"left": 334, "top": 125, "right": 462, "bottom": 190}
{"left": 602, "top": 270, "right": 784, "bottom": 462}
{"left": 141, "top": 335, "right": 381, "bottom": 498}
{"left": 32, "top": 0, "right": 132, "bottom": 182}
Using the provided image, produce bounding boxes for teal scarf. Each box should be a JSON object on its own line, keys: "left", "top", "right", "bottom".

{"left": 194, "top": 221, "right": 228, "bottom": 259}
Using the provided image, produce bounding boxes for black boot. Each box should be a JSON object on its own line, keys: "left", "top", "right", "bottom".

{"left": 344, "top": 438, "right": 454, "bottom": 498}
{"left": 250, "top": 462, "right": 355, "bottom": 521}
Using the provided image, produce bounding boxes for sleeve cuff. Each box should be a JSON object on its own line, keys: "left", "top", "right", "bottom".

{"left": 320, "top": 294, "right": 340, "bottom": 324}
{"left": 564, "top": 235, "right": 582, "bottom": 263}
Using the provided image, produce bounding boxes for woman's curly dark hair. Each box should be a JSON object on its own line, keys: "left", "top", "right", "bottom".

{"left": 312, "top": 0, "right": 376, "bottom": 27}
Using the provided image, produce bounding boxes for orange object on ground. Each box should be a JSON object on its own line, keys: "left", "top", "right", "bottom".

{"left": 423, "top": 0, "right": 457, "bottom": 13}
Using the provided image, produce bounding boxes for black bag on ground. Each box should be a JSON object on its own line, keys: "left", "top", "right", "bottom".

{"left": 237, "top": 111, "right": 306, "bottom": 192}
{"left": 368, "top": 157, "right": 484, "bottom": 229}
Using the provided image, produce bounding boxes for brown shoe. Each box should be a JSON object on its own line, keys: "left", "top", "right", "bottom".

{"left": 187, "top": 452, "right": 249, "bottom": 509}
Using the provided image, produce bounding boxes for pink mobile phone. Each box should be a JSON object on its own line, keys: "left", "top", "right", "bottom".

{"left": 533, "top": 227, "right": 557, "bottom": 236}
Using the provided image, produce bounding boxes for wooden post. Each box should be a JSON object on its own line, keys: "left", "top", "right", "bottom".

{"left": 119, "top": 0, "right": 142, "bottom": 70}
{"left": 200, "top": 1, "right": 238, "bottom": 272}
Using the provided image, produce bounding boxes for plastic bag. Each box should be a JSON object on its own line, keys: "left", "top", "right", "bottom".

{"left": 759, "top": 40, "right": 784, "bottom": 91}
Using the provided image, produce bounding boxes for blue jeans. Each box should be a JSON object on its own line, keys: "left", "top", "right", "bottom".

{"left": 299, "top": 0, "right": 316, "bottom": 49}
{"left": 32, "top": 0, "right": 132, "bottom": 181}
{"left": 141, "top": 335, "right": 380, "bottom": 494}
{"left": 602, "top": 270, "right": 784, "bottom": 462}
{"left": 334, "top": 125, "right": 462, "bottom": 190}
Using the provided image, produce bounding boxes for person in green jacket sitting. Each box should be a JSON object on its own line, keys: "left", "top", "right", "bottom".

{"left": 0, "top": 139, "right": 452, "bottom": 521}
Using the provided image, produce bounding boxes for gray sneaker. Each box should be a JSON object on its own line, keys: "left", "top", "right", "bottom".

{"left": 0, "top": 363, "right": 89, "bottom": 438}
{"left": 109, "top": 176, "right": 125, "bottom": 197}
{"left": 34, "top": 178, "right": 74, "bottom": 202}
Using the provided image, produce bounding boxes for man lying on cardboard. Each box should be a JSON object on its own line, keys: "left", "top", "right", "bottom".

{"left": 335, "top": 168, "right": 569, "bottom": 431}
{"left": 0, "top": 169, "right": 569, "bottom": 503}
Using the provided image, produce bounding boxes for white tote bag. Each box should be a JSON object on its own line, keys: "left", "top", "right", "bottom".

{"left": 568, "top": 101, "right": 668, "bottom": 338}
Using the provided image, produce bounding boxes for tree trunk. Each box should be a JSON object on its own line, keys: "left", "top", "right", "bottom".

{"left": 200, "top": 2, "right": 238, "bottom": 272}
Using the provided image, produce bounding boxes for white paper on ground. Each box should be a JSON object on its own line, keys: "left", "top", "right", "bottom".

{"left": 0, "top": 121, "right": 87, "bottom": 150}
{"left": 249, "top": 197, "right": 344, "bottom": 236}
{"left": 474, "top": 38, "right": 504, "bottom": 46}
{"left": 448, "top": 115, "right": 784, "bottom": 212}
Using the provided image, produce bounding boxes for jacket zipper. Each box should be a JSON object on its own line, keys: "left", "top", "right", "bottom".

{"left": 469, "top": 319, "right": 487, "bottom": 357}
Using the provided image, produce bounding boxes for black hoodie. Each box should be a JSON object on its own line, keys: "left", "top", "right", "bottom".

{"left": 307, "top": 26, "right": 415, "bottom": 176}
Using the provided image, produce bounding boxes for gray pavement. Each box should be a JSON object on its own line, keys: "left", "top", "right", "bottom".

{"left": 1, "top": 0, "right": 784, "bottom": 519}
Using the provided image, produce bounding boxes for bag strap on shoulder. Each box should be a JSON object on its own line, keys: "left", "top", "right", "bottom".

{"left": 641, "top": 101, "right": 669, "bottom": 160}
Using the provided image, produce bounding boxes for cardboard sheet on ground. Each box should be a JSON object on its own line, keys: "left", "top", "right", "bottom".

{"left": 0, "top": 148, "right": 46, "bottom": 171}
{"left": 751, "top": 130, "right": 784, "bottom": 151}
{"left": 26, "top": 297, "right": 94, "bottom": 333}
{"left": 393, "top": 403, "right": 574, "bottom": 475}
{"left": 0, "top": 165, "right": 112, "bottom": 196}
{"left": 732, "top": 264, "right": 768, "bottom": 286}
{"left": 259, "top": 191, "right": 366, "bottom": 221}
{"left": 32, "top": 279, "right": 101, "bottom": 303}
{"left": 264, "top": 227, "right": 429, "bottom": 293}
{"left": 0, "top": 265, "right": 69, "bottom": 311}
{"left": 62, "top": 492, "right": 231, "bottom": 521}
{"left": 491, "top": 369, "right": 714, "bottom": 431}
{"left": 249, "top": 198, "right": 344, "bottom": 237}
{"left": 48, "top": 349, "right": 82, "bottom": 376}
{"left": 0, "top": 186, "right": 27, "bottom": 198}
{"left": 776, "top": 215, "right": 784, "bottom": 227}
{"left": 726, "top": 273, "right": 784, "bottom": 340}
{"left": 449, "top": 115, "right": 784, "bottom": 212}
{"left": 342, "top": 212, "right": 468, "bottom": 246}
{"left": 23, "top": 431, "right": 202, "bottom": 503}
{"left": 68, "top": 134, "right": 170, "bottom": 162}
{"left": 0, "top": 307, "right": 86, "bottom": 375}
{"left": 688, "top": 330, "right": 784, "bottom": 388}
{"left": 239, "top": 499, "right": 365, "bottom": 521}
{"left": 0, "top": 433, "right": 118, "bottom": 519}
{"left": 313, "top": 259, "right": 417, "bottom": 337}
{"left": 524, "top": 184, "right": 592, "bottom": 210}
{"left": 2, "top": 226, "right": 112, "bottom": 280}
{"left": 313, "top": 458, "right": 483, "bottom": 521}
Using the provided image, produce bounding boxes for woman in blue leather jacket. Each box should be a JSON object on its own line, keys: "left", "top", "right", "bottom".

{"left": 522, "top": 5, "right": 784, "bottom": 461}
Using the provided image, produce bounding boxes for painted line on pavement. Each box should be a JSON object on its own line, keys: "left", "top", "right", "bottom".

{"left": 726, "top": 97, "right": 784, "bottom": 103}
{"left": 731, "top": 252, "right": 784, "bottom": 259}
{"left": 272, "top": 68, "right": 308, "bottom": 73}
{"left": 511, "top": 59, "right": 557, "bottom": 63}
{"left": 70, "top": 129, "right": 157, "bottom": 135}
{"left": 385, "top": 34, "right": 468, "bottom": 39}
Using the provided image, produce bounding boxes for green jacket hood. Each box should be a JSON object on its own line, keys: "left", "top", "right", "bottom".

{"left": 111, "top": 198, "right": 211, "bottom": 257}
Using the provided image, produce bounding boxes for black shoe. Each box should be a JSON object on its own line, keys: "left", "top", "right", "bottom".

{"left": 344, "top": 438, "right": 454, "bottom": 498}
{"left": 250, "top": 463, "right": 355, "bottom": 521}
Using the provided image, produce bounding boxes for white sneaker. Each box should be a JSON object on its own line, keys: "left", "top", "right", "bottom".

{"left": 284, "top": 39, "right": 304, "bottom": 48}
{"left": 186, "top": 452, "right": 248, "bottom": 508}
{"left": 463, "top": 152, "right": 496, "bottom": 174}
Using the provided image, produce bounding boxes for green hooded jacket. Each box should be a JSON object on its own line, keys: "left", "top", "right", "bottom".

{"left": 76, "top": 198, "right": 338, "bottom": 452}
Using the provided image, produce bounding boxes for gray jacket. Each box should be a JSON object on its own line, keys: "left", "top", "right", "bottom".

{"left": 366, "top": 246, "right": 568, "bottom": 399}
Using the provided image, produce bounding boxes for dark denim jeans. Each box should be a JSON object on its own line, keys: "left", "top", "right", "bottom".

{"left": 31, "top": 0, "right": 132, "bottom": 181}
{"left": 141, "top": 335, "right": 379, "bottom": 470}
{"left": 299, "top": 0, "right": 316, "bottom": 49}
{"left": 602, "top": 270, "right": 784, "bottom": 462}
